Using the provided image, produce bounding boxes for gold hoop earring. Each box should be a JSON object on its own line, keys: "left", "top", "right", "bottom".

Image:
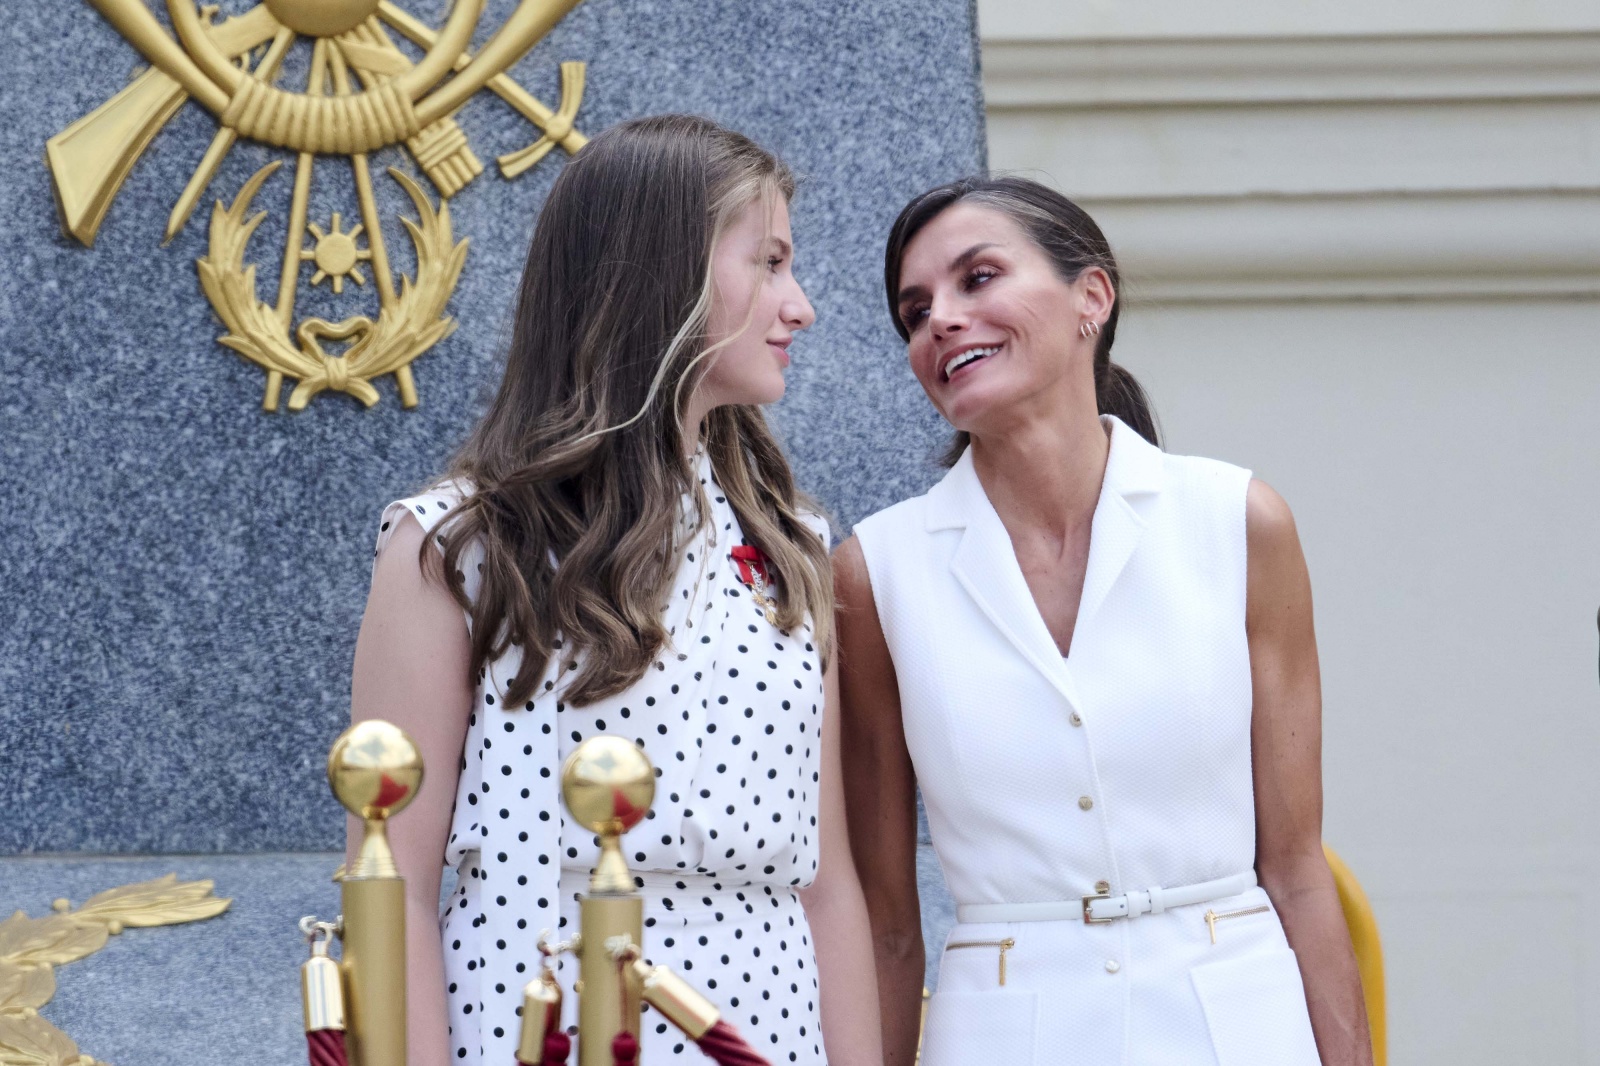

{"left": 1080, "top": 320, "right": 1101, "bottom": 339}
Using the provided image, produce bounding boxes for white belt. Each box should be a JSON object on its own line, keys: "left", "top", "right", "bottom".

{"left": 955, "top": 871, "right": 1257, "bottom": 926}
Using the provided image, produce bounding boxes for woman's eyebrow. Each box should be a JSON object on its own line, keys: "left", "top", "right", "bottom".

{"left": 950, "top": 242, "right": 999, "bottom": 272}
{"left": 896, "top": 282, "right": 929, "bottom": 307}
{"left": 897, "top": 242, "right": 1001, "bottom": 305}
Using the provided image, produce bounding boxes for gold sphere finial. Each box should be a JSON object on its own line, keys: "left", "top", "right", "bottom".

{"left": 328, "top": 719, "right": 424, "bottom": 822}
{"left": 561, "top": 736, "right": 655, "bottom": 837}
{"left": 561, "top": 737, "right": 655, "bottom": 894}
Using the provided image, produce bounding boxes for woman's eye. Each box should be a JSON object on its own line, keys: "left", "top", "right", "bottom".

{"left": 901, "top": 306, "right": 929, "bottom": 330}
{"left": 767, "top": 256, "right": 784, "bottom": 272}
{"left": 964, "top": 268, "right": 998, "bottom": 289}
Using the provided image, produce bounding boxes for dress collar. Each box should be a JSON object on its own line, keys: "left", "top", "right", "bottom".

{"left": 924, "top": 414, "right": 1163, "bottom": 533}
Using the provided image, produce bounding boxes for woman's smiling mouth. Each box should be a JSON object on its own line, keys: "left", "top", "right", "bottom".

{"left": 941, "top": 343, "right": 1002, "bottom": 382}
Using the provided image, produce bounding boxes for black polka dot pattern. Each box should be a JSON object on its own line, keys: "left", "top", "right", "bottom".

{"left": 375, "top": 459, "right": 828, "bottom": 1066}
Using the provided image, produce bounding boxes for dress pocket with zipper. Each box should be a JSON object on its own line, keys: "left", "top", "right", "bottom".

{"left": 944, "top": 937, "right": 1015, "bottom": 986}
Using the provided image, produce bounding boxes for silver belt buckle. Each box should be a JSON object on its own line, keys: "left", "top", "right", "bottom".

{"left": 1081, "top": 893, "right": 1116, "bottom": 924}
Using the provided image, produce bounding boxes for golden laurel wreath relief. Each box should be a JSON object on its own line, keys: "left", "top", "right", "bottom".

{"left": 0, "top": 875, "right": 232, "bottom": 1066}
{"left": 47, "top": 0, "right": 590, "bottom": 412}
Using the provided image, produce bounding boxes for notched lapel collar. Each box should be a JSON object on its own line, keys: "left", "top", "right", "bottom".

{"left": 937, "top": 450, "right": 1079, "bottom": 703}
{"left": 923, "top": 449, "right": 973, "bottom": 533}
{"left": 1074, "top": 416, "right": 1165, "bottom": 638}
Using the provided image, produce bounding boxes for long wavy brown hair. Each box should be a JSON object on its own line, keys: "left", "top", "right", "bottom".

{"left": 426, "top": 114, "right": 833, "bottom": 709}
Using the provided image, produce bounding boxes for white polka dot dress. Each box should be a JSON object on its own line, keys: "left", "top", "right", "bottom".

{"left": 375, "top": 454, "right": 829, "bottom": 1066}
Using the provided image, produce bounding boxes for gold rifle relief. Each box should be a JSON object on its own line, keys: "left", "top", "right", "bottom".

{"left": 946, "top": 937, "right": 1016, "bottom": 986}
{"left": 1202, "top": 905, "right": 1271, "bottom": 945}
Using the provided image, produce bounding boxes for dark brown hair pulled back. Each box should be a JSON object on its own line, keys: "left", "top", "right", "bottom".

{"left": 883, "top": 176, "right": 1159, "bottom": 463}
{"left": 424, "top": 114, "right": 832, "bottom": 709}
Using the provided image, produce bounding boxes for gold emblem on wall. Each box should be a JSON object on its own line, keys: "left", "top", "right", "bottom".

{"left": 0, "top": 875, "right": 231, "bottom": 1066}
{"left": 47, "top": 0, "right": 589, "bottom": 411}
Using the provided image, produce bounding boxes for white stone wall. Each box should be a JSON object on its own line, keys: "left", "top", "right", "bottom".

{"left": 976, "top": 2, "right": 1600, "bottom": 1062}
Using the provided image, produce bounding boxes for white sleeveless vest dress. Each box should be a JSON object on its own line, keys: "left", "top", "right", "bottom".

{"left": 854, "top": 415, "right": 1322, "bottom": 1066}
{"left": 375, "top": 454, "right": 831, "bottom": 1066}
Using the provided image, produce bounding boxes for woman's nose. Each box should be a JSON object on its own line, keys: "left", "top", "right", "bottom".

{"left": 784, "top": 281, "right": 816, "bottom": 330}
{"left": 929, "top": 302, "right": 966, "bottom": 339}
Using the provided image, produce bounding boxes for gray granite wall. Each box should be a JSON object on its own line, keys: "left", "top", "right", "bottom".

{"left": 0, "top": 0, "right": 985, "bottom": 853}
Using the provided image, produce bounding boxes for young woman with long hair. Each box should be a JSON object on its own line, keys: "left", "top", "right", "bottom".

{"left": 836, "top": 176, "right": 1372, "bottom": 1066}
{"left": 350, "top": 114, "right": 882, "bottom": 1066}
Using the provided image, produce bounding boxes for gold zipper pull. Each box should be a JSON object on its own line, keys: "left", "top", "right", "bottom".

{"left": 1203, "top": 905, "right": 1271, "bottom": 945}
{"left": 947, "top": 938, "right": 1018, "bottom": 987}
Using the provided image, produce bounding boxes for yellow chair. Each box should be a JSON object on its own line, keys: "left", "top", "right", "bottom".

{"left": 1324, "top": 844, "right": 1387, "bottom": 1066}
{"left": 916, "top": 847, "right": 1386, "bottom": 1065}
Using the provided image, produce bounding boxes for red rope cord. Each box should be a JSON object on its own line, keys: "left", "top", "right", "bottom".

{"left": 306, "top": 1029, "right": 348, "bottom": 1066}
{"left": 694, "top": 1020, "right": 773, "bottom": 1066}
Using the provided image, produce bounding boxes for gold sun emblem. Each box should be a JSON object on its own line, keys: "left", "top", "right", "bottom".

{"left": 302, "top": 213, "right": 372, "bottom": 293}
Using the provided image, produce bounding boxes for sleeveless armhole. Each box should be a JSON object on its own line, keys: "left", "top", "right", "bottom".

{"left": 1223, "top": 465, "right": 1254, "bottom": 623}
{"left": 373, "top": 480, "right": 481, "bottom": 618}
{"left": 848, "top": 509, "right": 899, "bottom": 652}
{"left": 375, "top": 482, "right": 467, "bottom": 556}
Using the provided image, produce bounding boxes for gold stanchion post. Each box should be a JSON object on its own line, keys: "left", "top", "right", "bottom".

{"left": 559, "top": 737, "right": 655, "bottom": 1065}
{"left": 328, "top": 720, "right": 424, "bottom": 1066}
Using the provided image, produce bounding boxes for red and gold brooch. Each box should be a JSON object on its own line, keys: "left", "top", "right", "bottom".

{"left": 730, "top": 545, "right": 778, "bottom": 625}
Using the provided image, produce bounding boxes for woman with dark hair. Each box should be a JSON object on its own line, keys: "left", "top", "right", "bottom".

{"left": 836, "top": 177, "right": 1371, "bottom": 1065}
{"left": 350, "top": 114, "right": 882, "bottom": 1065}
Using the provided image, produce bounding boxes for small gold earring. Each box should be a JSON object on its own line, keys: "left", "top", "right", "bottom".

{"left": 1080, "top": 320, "right": 1100, "bottom": 339}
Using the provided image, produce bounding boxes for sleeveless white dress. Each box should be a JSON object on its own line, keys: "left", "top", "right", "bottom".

{"left": 854, "top": 416, "right": 1321, "bottom": 1066}
{"left": 375, "top": 453, "right": 831, "bottom": 1066}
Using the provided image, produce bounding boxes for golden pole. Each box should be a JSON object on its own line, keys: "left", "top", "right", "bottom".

{"left": 560, "top": 737, "right": 655, "bottom": 1066}
{"left": 329, "top": 720, "right": 424, "bottom": 1066}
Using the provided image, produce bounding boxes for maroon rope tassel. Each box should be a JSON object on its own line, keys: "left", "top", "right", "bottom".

{"left": 612, "top": 1030, "right": 639, "bottom": 1066}
{"left": 694, "top": 1020, "right": 773, "bottom": 1066}
{"left": 542, "top": 1031, "right": 573, "bottom": 1065}
{"left": 307, "top": 1029, "right": 348, "bottom": 1066}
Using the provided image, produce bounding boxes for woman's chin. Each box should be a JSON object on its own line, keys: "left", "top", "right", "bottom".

{"left": 939, "top": 385, "right": 1009, "bottom": 432}
{"left": 737, "top": 382, "right": 787, "bottom": 408}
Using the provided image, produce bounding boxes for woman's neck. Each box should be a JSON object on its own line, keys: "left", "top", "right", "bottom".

{"left": 969, "top": 406, "right": 1111, "bottom": 541}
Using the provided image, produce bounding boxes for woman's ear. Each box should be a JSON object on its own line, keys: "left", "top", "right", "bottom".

{"left": 1078, "top": 267, "right": 1115, "bottom": 321}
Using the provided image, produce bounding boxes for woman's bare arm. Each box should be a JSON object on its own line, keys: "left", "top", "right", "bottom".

{"left": 800, "top": 657, "right": 885, "bottom": 1066}
{"left": 833, "top": 536, "right": 924, "bottom": 1066}
{"left": 346, "top": 513, "right": 474, "bottom": 1066}
{"left": 1246, "top": 479, "right": 1373, "bottom": 1066}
